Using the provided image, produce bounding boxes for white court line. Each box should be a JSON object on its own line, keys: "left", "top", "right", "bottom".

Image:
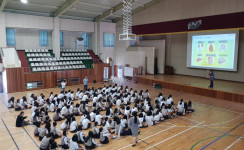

{"left": 209, "top": 105, "right": 243, "bottom": 115}
{"left": 224, "top": 137, "right": 242, "bottom": 150}
{"left": 117, "top": 125, "right": 176, "bottom": 150}
{"left": 145, "top": 121, "right": 205, "bottom": 150}
{"left": 180, "top": 114, "right": 243, "bottom": 127}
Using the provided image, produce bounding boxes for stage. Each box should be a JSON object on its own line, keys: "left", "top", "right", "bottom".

{"left": 136, "top": 75, "right": 244, "bottom": 103}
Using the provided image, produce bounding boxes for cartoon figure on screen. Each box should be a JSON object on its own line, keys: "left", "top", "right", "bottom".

{"left": 208, "top": 70, "right": 214, "bottom": 88}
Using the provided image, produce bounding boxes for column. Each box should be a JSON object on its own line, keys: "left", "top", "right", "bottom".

{"left": 0, "top": 12, "right": 7, "bottom": 48}
{"left": 52, "top": 17, "right": 60, "bottom": 58}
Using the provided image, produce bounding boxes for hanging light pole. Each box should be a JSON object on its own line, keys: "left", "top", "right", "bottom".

{"left": 119, "top": 0, "right": 136, "bottom": 40}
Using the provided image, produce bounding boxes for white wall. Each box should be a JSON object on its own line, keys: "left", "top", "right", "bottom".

{"left": 62, "top": 31, "right": 83, "bottom": 49}
{"left": 59, "top": 18, "right": 94, "bottom": 32}
{"left": 139, "top": 40, "right": 166, "bottom": 74}
{"left": 133, "top": 0, "right": 244, "bottom": 25}
{"left": 1, "top": 48, "right": 21, "bottom": 68}
{"left": 15, "top": 28, "right": 52, "bottom": 50}
{"left": 5, "top": 13, "right": 53, "bottom": 30}
{"left": 99, "top": 22, "right": 116, "bottom": 60}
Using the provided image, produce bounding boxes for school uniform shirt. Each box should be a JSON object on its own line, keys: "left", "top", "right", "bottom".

{"left": 14, "top": 102, "right": 22, "bottom": 109}
{"left": 123, "top": 97, "right": 129, "bottom": 105}
{"left": 138, "top": 118, "right": 144, "bottom": 127}
{"left": 76, "top": 92, "right": 80, "bottom": 98}
{"left": 132, "top": 107, "right": 138, "bottom": 113}
{"left": 34, "top": 127, "right": 41, "bottom": 135}
{"left": 167, "top": 97, "right": 173, "bottom": 105}
{"left": 154, "top": 113, "right": 162, "bottom": 121}
{"left": 103, "top": 121, "right": 110, "bottom": 133}
{"left": 29, "top": 97, "right": 34, "bottom": 105}
{"left": 92, "top": 97, "right": 98, "bottom": 103}
{"left": 161, "top": 107, "right": 168, "bottom": 116}
{"left": 146, "top": 116, "right": 154, "bottom": 126}
{"left": 60, "top": 122, "right": 67, "bottom": 130}
{"left": 82, "top": 118, "right": 91, "bottom": 129}
{"left": 49, "top": 103, "right": 55, "bottom": 112}
{"left": 98, "top": 94, "right": 103, "bottom": 99}
{"left": 70, "top": 94, "right": 75, "bottom": 100}
{"left": 8, "top": 101, "right": 13, "bottom": 108}
{"left": 95, "top": 114, "right": 103, "bottom": 125}
{"left": 40, "top": 136, "right": 51, "bottom": 149}
{"left": 58, "top": 102, "right": 63, "bottom": 109}
{"left": 58, "top": 93, "right": 64, "bottom": 99}
{"left": 69, "top": 140, "right": 79, "bottom": 150}
{"left": 145, "top": 104, "right": 150, "bottom": 112}
{"left": 124, "top": 109, "right": 131, "bottom": 116}
{"left": 61, "top": 82, "right": 66, "bottom": 89}
{"left": 120, "top": 119, "right": 127, "bottom": 128}
{"left": 61, "top": 136, "right": 69, "bottom": 146}
{"left": 61, "top": 107, "right": 68, "bottom": 116}
{"left": 116, "top": 99, "right": 122, "bottom": 106}
{"left": 51, "top": 126, "right": 60, "bottom": 135}
{"left": 70, "top": 121, "right": 78, "bottom": 132}
{"left": 78, "top": 92, "right": 83, "bottom": 99}
{"left": 80, "top": 115, "right": 87, "bottom": 123}
{"left": 82, "top": 95, "right": 88, "bottom": 101}
{"left": 48, "top": 95, "right": 53, "bottom": 101}
{"left": 39, "top": 98, "right": 44, "bottom": 105}
{"left": 39, "top": 128, "right": 48, "bottom": 137}
{"left": 90, "top": 112, "right": 96, "bottom": 122}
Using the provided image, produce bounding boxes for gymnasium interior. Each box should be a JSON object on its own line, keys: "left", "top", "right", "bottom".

{"left": 0, "top": 0, "right": 243, "bottom": 150}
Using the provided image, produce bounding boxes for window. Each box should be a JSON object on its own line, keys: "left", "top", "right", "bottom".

{"left": 39, "top": 30, "right": 48, "bottom": 46}
{"left": 6, "top": 28, "right": 16, "bottom": 46}
{"left": 60, "top": 32, "right": 64, "bottom": 47}
{"left": 130, "top": 40, "right": 135, "bottom": 46}
{"left": 103, "top": 33, "right": 115, "bottom": 47}
{"left": 82, "top": 33, "right": 88, "bottom": 48}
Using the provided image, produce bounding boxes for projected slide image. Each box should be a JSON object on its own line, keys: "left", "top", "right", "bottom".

{"left": 191, "top": 33, "right": 236, "bottom": 69}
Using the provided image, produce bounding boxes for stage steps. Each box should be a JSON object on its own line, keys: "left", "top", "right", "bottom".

{"left": 87, "top": 50, "right": 103, "bottom": 64}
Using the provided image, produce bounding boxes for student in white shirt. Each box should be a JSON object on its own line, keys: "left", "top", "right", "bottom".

{"left": 85, "top": 131, "right": 98, "bottom": 150}
{"left": 49, "top": 92, "right": 54, "bottom": 100}
{"left": 70, "top": 91, "right": 75, "bottom": 101}
{"left": 61, "top": 130, "right": 69, "bottom": 149}
{"left": 70, "top": 134, "right": 83, "bottom": 150}
{"left": 70, "top": 117, "right": 78, "bottom": 133}
{"left": 58, "top": 91, "right": 64, "bottom": 99}
{"left": 8, "top": 97, "right": 14, "bottom": 108}
{"left": 95, "top": 111, "right": 103, "bottom": 126}
{"left": 146, "top": 111, "right": 155, "bottom": 126}
{"left": 29, "top": 94, "right": 35, "bottom": 105}
{"left": 61, "top": 104, "right": 69, "bottom": 117}
{"left": 61, "top": 80, "right": 67, "bottom": 92}
{"left": 82, "top": 115, "right": 91, "bottom": 130}
{"left": 50, "top": 122, "right": 62, "bottom": 139}
{"left": 166, "top": 95, "right": 173, "bottom": 105}
{"left": 116, "top": 98, "right": 122, "bottom": 106}
{"left": 76, "top": 125, "right": 86, "bottom": 144}
{"left": 78, "top": 91, "right": 84, "bottom": 99}
{"left": 90, "top": 110, "right": 96, "bottom": 122}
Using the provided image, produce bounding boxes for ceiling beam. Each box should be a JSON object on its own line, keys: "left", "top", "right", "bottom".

{"left": 0, "top": 0, "right": 8, "bottom": 12}
{"left": 68, "top": 9, "right": 102, "bottom": 15}
{"left": 93, "top": 0, "right": 136, "bottom": 22}
{"left": 78, "top": 1, "right": 111, "bottom": 9}
{"left": 112, "top": 0, "right": 165, "bottom": 23}
{"left": 53, "top": 0, "right": 78, "bottom": 17}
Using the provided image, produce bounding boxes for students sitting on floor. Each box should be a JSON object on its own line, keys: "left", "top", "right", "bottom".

{"left": 16, "top": 111, "right": 29, "bottom": 127}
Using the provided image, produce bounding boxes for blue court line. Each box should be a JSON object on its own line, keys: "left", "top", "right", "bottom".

{"left": 22, "top": 126, "right": 40, "bottom": 149}
{"left": 1, "top": 118, "right": 20, "bottom": 150}
{"left": 200, "top": 122, "right": 244, "bottom": 150}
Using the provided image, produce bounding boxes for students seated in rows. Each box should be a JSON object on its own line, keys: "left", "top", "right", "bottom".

{"left": 8, "top": 97, "right": 14, "bottom": 108}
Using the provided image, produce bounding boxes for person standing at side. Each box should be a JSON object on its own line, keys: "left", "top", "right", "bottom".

{"left": 83, "top": 76, "right": 88, "bottom": 91}
{"left": 129, "top": 111, "right": 140, "bottom": 147}
{"left": 61, "top": 80, "right": 67, "bottom": 92}
{"left": 208, "top": 70, "right": 214, "bottom": 88}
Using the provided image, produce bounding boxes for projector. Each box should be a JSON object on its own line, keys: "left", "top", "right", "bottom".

{"left": 188, "top": 20, "right": 202, "bottom": 30}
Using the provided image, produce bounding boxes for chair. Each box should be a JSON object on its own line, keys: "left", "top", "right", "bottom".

{"left": 37, "top": 67, "right": 41, "bottom": 71}
{"left": 39, "top": 63, "right": 43, "bottom": 66}
{"left": 58, "top": 66, "right": 61, "bottom": 70}
{"left": 47, "top": 53, "right": 51, "bottom": 56}
{"left": 37, "top": 58, "right": 41, "bottom": 61}
{"left": 29, "top": 49, "right": 33, "bottom": 52}
{"left": 59, "top": 62, "right": 63, "bottom": 65}
{"left": 31, "top": 63, "right": 34, "bottom": 66}
{"left": 69, "top": 66, "right": 72, "bottom": 69}
{"left": 41, "top": 67, "right": 45, "bottom": 71}
{"left": 54, "top": 66, "right": 58, "bottom": 70}
{"left": 29, "top": 58, "right": 33, "bottom": 61}
{"left": 48, "top": 62, "right": 52, "bottom": 66}
{"left": 27, "top": 53, "right": 31, "bottom": 57}
{"left": 43, "top": 53, "right": 47, "bottom": 56}
{"left": 50, "top": 66, "right": 54, "bottom": 70}
{"left": 44, "top": 63, "right": 47, "bottom": 66}
{"left": 41, "top": 58, "right": 45, "bottom": 61}
{"left": 33, "top": 67, "right": 37, "bottom": 72}
{"left": 67, "top": 61, "right": 70, "bottom": 65}
{"left": 55, "top": 62, "right": 59, "bottom": 65}
{"left": 46, "top": 67, "right": 49, "bottom": 71}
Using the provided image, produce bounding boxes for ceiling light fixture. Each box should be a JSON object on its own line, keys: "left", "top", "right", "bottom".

{"left": 20, "top": 0, "right": 28, "bottom": 4}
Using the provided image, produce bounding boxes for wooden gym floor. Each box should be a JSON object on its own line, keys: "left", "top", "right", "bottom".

{"left": 0, "top": 81, "right": 244, "bottom": 150}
